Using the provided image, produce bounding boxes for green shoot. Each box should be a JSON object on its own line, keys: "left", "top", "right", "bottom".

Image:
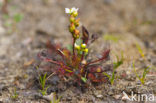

{"left": 39, "top": 73, "right": 49, "bottom": 96}
{"left": 103, "top": 53, "right": 124, "bottom": 85}
{"left": 81, "top": 77, "right": 87, "bottom": 83}
{"left": 39, "top": 87, "right": 49, "bottom": 96}
{"left": 133, "top": 62, "right": 151, "bottom": 85}
{"left": 13, "top": 13, "right": 23, "bottom": 23}
{"left": 50, "top": 93, "right": 61, "bottom": 103}
{"left": 2, "top": 13, "right": 23, "bottom": 33}
{"left": 11, "top": 88, "right": 18, "bottom": 100}
{"left": 113, "top": 53, "right": 124, "bottom": 69}
{"left": 136, "top": 43, "right": 145, "bottom": 59}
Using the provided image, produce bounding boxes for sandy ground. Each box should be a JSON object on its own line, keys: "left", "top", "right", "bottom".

{"left": 0, "top": 0, "right": 156, "bottom": 102}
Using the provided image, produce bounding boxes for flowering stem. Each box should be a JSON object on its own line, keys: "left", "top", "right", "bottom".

{"left": 72, "top": 38, "right": 76, "bottom": 58}
{"left": 81, "top": 52, "right": 84, "bottom": 61}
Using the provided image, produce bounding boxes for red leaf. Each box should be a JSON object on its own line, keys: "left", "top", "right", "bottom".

{"left": 82, "top": 26, "right": 89, "bottom": 44}
{"left": 100, "top": 49, "right": 110, "bottom": 61}
{"left": 85, "top": 49, "right": 110, "bottom": 66}
{"left": 46, "top": 40, "right": 64, "bottom": 57}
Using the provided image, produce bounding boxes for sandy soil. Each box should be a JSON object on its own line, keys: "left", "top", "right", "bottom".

{"left": 0, "top": 0, "right": 156, "bottom": 103}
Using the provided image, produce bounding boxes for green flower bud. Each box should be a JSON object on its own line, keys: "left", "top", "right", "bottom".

{"left": 75, "top": 45, "right": 80, "bottom": 50}
{"left": 73, "top": 34, "right": 80, "bottom": 39}
{"left": 84, "top": 48, "right": 88, "bottom": 54}
{"left": 75, "top": 22, "right": 79, "bottom": 27}
{"left": 73, "top": 29, "right": 80, "bottom": 39}
{"left": 72, "top": 11, "right": 78, "bottom": 17}
{"left": 70, "top": 16, "right": 75, "bottom": 23}
{"left": 81, "top": 44, "right": 86, "bottom": 49}
{"left": 74, "top": 18, "right": 80, "bottom": 27}
{"left": 69, "top": 23, "right": 75, "bottom": 33}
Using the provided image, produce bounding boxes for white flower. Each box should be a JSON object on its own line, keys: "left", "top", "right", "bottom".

{"left": 71, "top": 7, "right": 79, "bottom": 13}
{"left": 65, "top": 7, "right": 79, "bottom": 14}
{"left": 65, "top": 8, "right": 71, "bottom": 13}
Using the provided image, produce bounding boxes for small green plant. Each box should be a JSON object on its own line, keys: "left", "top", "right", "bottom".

{"left": 2, "top": 13, "right": 23, "bottom": 33}
{"left": 133, "top": 62, "right": 151, "bottom": 85}
{"left": 39, "top": 73, "right": 49, "bottom": 96}
{"left": 37, "top": 7, "right": 111, "bottom": 85}
{"left": 11, "top": 88, "right": 18, "bottom": 100}
{"left": 13, "top": 13, "right": 23, "bottom": 23}
{"left": 103, "top": 53, "right": 124, "bottom": 85}
{"left": 135, "top": 43, "right": 145, "bottom": 59}
{"left": 50, "top": 93, "right": 61, "bottom": 103}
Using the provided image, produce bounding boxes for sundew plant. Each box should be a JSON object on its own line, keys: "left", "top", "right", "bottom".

{"left": 37, "top": 7, "right": 110, "bottom": 85}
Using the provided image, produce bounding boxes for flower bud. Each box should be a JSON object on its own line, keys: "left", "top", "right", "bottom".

{"left": 70, "top": 16, "right": 75, "bottom": 23}
{"left": 81, "top": 60, "right": 87, "bottom": 65}
{"left": 74, "top": 29, "right": 79, "bottom": 35}
{"left": 96, "top": 67, "right": 102, "bottom": 73}
{"left": 73, "top": 29, "right": 80, "bottom": 39}
{"left": 84, "top": 48, "right": 88, "bottom": 54}
{"left": 75, "top": 22, "right": 79, "bottom": 27}
{"left": 69, "top": 23, "right": 75, "bottom": 33}
{"left": 75, "top": 44, "right": 80, "bottom": 50}
{"left": 74, "top": 18, "right": 80, "bottom": 27}
{"left": 81, "top": 44, "right": 86, "bottom": 49}
{"left": 72, "top": 11, "right": 78, "bottom": 17}
{"left": 74, "top": 34, "right": 80, "bottom": 39}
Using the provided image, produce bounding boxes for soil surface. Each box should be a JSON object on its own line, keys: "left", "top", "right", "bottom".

{"left": 0, "top": 0, "right": 156, "bottom": 103}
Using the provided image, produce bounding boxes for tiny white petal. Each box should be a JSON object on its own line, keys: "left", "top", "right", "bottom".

{"left": 74, "top": 8, "right": 79, "bottom": 12}
{"left": 71, "top": 7, "right": 79, "bottom": 13}
{"left": 65, "top": 8, "right": 71, "bottom": 13}
{"left": 70, "top": 7, "right": 75, "bottom": 12}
